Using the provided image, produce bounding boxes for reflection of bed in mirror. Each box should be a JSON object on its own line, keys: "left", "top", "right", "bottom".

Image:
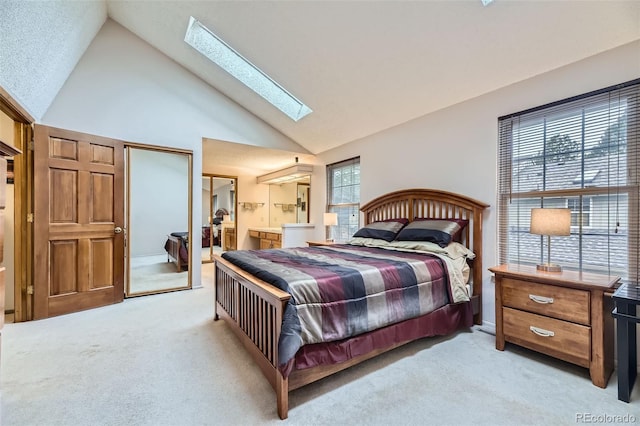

{"left": 164, "top": 232, "right": 188, "bottom": 272}
{"left": 165, "top": 224, "right": 222, "bottom": 271}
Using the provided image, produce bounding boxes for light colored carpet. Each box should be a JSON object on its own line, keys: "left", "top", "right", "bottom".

{"left": 128, "top": 255, "right": 189, "bottom": 295}
{"left": 2, "top": 263, "right": 640, "bottom": 425}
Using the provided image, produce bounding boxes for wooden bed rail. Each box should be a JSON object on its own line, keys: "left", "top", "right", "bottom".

{"left": 214, "top": 256, "right": 292, "bottom": 419}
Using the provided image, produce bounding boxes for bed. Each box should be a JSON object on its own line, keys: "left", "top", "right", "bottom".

{"left": 213, "top": 188, "right": 489, "bottom": 419}
{"left": 164, "top": 232, "right": 189, "bottom": 272}
{"left": 165, "top": 225, "right": 221, "bottom": 272}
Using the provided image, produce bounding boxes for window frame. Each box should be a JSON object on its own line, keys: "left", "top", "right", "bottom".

{"left": 497, "top": 78, "right": 639, "bottom": 281}
{"left": 326, "top": 157, "right": 361, "bottom": 242}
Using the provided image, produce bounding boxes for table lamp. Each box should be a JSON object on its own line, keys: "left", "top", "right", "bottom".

{"left": 530, "top": 208, "right": 571, "bottom": 272}
{"left": 323, "top": 212, "right": 338, "bottom": 242}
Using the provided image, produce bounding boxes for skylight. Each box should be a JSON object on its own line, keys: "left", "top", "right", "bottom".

{"left": 184, "top": 16, "right": 312, "bottom": 122}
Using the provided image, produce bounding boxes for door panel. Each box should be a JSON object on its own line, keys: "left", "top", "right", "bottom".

{"left": 34, "top": 125, "right": 124, "bottom": 319}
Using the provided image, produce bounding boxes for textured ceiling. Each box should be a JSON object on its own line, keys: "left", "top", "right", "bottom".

{"left": 0, "top": 1, "right": 106, "bottom": 120}
{"left": 2, "top": 1, "right": 639, "bottom": 156}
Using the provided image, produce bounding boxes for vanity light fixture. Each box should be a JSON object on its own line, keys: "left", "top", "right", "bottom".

{"left": 257, "top": 163, "right": 313, "bottom": 185}
{"left": 184, "top": 16, "right": 312, "bottom": 122}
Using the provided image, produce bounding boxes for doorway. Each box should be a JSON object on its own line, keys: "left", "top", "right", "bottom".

{"left": 126, "top": 146, "right": 192, "bottom": 296}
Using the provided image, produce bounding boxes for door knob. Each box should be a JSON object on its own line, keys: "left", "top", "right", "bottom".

{"left": 114, "top": 227, "right": 123, "bottom": 234}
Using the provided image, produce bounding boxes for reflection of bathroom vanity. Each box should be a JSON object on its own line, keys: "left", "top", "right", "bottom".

{"left": 249, "top": 224, "right": 315, "bottom": 249}
{"left": 221, "top": 220, "right": 236, "bottom": 251}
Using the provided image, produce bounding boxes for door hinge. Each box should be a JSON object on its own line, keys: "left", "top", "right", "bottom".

{"left": 28, "top": 140, "right": 34, "bottom": 151}
{"left": 27, "top": 285, "right": 34, "bottom": 295}
{"left": 27, "top": 213, "right": 34, "bottom": 223}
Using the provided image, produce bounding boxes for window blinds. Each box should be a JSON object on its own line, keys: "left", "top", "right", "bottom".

{"left": 497, "top": 79, "right": 639, "bottom": 281}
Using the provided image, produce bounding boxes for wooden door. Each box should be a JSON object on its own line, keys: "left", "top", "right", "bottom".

{"left": 33, "top": 125, "right": 125, "bottom": 319}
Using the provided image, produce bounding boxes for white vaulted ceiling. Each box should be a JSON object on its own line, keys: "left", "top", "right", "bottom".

{"left": 2, "top": 1, "right": 639, "bottom": 154}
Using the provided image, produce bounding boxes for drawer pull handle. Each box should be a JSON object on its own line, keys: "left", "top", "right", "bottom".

{"left": 529, "top": 326, "right": 555, "bottom": 337}
{"left": 529, "top": 294, "right": 554, "bottom": 304}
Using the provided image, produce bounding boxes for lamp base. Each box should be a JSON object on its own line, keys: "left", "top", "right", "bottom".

{"left": 536, "top": 263, "right": 562, "bottom": 273}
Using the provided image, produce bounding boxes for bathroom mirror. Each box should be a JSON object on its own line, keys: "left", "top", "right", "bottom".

{"left": 269, "top": 178, "right": 310, "bottom": 227}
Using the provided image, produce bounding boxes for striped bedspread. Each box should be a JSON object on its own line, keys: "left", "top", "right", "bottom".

{"left": 221, "top": 244, "right": 470, "bottom": 366}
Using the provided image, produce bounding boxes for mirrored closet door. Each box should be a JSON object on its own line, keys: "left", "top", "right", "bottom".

{"left": 126, "top": 147, "right": 192, "bottom": 296}
{"left": 202, "top": 174, "right": 237, "bottom": 262}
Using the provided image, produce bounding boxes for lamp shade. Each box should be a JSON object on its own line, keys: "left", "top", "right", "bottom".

{"left": 530, "top": 208, "right": 571, "bottom": 236}
{"left": 323, "top": 212, "right": 338, "bottom": 226}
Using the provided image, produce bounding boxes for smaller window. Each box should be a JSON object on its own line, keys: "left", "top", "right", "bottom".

{"left": 326, "top": 157, "right": 360, "bottom": 242}
{"left": 567, "top": 197, "right": 591, "bottom": 227}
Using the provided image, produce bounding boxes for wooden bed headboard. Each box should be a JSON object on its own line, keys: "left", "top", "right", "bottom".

{"left": 360, "top": 188, "right": 490, "bottom": 322}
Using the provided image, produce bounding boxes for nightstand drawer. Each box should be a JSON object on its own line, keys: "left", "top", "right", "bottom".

{"left": 503, "top": 307, "right": 590, "bottom": 367}
{"left": 502, "top": 278, "right": 590, "bottom": 325}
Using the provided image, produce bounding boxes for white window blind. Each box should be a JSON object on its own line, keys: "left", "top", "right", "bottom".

{"left": 497, "top": 79, "right": 639, "bottom": 281}
{"left": 327, "top": 157, "right": 360, "bottom": 242}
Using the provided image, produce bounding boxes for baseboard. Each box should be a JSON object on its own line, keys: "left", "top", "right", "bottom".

{"left": 477, "top": 321, "right": 496, "bottom": 335}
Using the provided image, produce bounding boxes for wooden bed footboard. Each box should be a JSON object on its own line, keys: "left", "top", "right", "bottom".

{"left": 214, "top": 256, "right": 292, "bottom": 419}
{"left": 165, "top": 235, "right": 185, "bottom": 272}
{"left": 215, "top": 255, "right": 481, "bottom": 420}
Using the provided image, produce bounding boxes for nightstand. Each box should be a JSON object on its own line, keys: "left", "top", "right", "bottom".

{"left": 306, "top": 240, "right": 336, "bottom": 247}
{"left": 489, "top": 264, "right": 619, "bottom": 388}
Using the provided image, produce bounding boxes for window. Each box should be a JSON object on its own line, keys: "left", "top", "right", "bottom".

{"left": 497, "top": 79, "right": 639, "bottom": 281}
{"left": 327, "top": 157, "right": 360, "bottom": 242}
{"left": 567, "top": 197, "right": 591, "bottom": 228}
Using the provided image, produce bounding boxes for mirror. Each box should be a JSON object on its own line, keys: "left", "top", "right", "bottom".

{"left": 126, "top": 147, "right": 191, "bottom": 296}
{"left": 202, "top": 174, "right": 237, "bottom": 262}
{"left": 269, "top": 178, "right": 310, "bottom": 227}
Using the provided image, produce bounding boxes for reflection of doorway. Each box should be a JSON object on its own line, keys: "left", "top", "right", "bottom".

{"left": 126, "top": 147, "right": 192, "bottom": 296}
{"left": 202, "top": 174, "right": 237, "bottom": 262}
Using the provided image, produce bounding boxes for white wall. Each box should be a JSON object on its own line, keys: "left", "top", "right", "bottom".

{"left": 41, "top": 19, "right": 306, "bottom": 287}
{"left": 318, "top": 40, "right": 640, "bottom": 329}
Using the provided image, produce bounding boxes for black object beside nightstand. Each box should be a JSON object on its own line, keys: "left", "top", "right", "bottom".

{"left": 612, "top": 282, "right": 640, "bottom": 402}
